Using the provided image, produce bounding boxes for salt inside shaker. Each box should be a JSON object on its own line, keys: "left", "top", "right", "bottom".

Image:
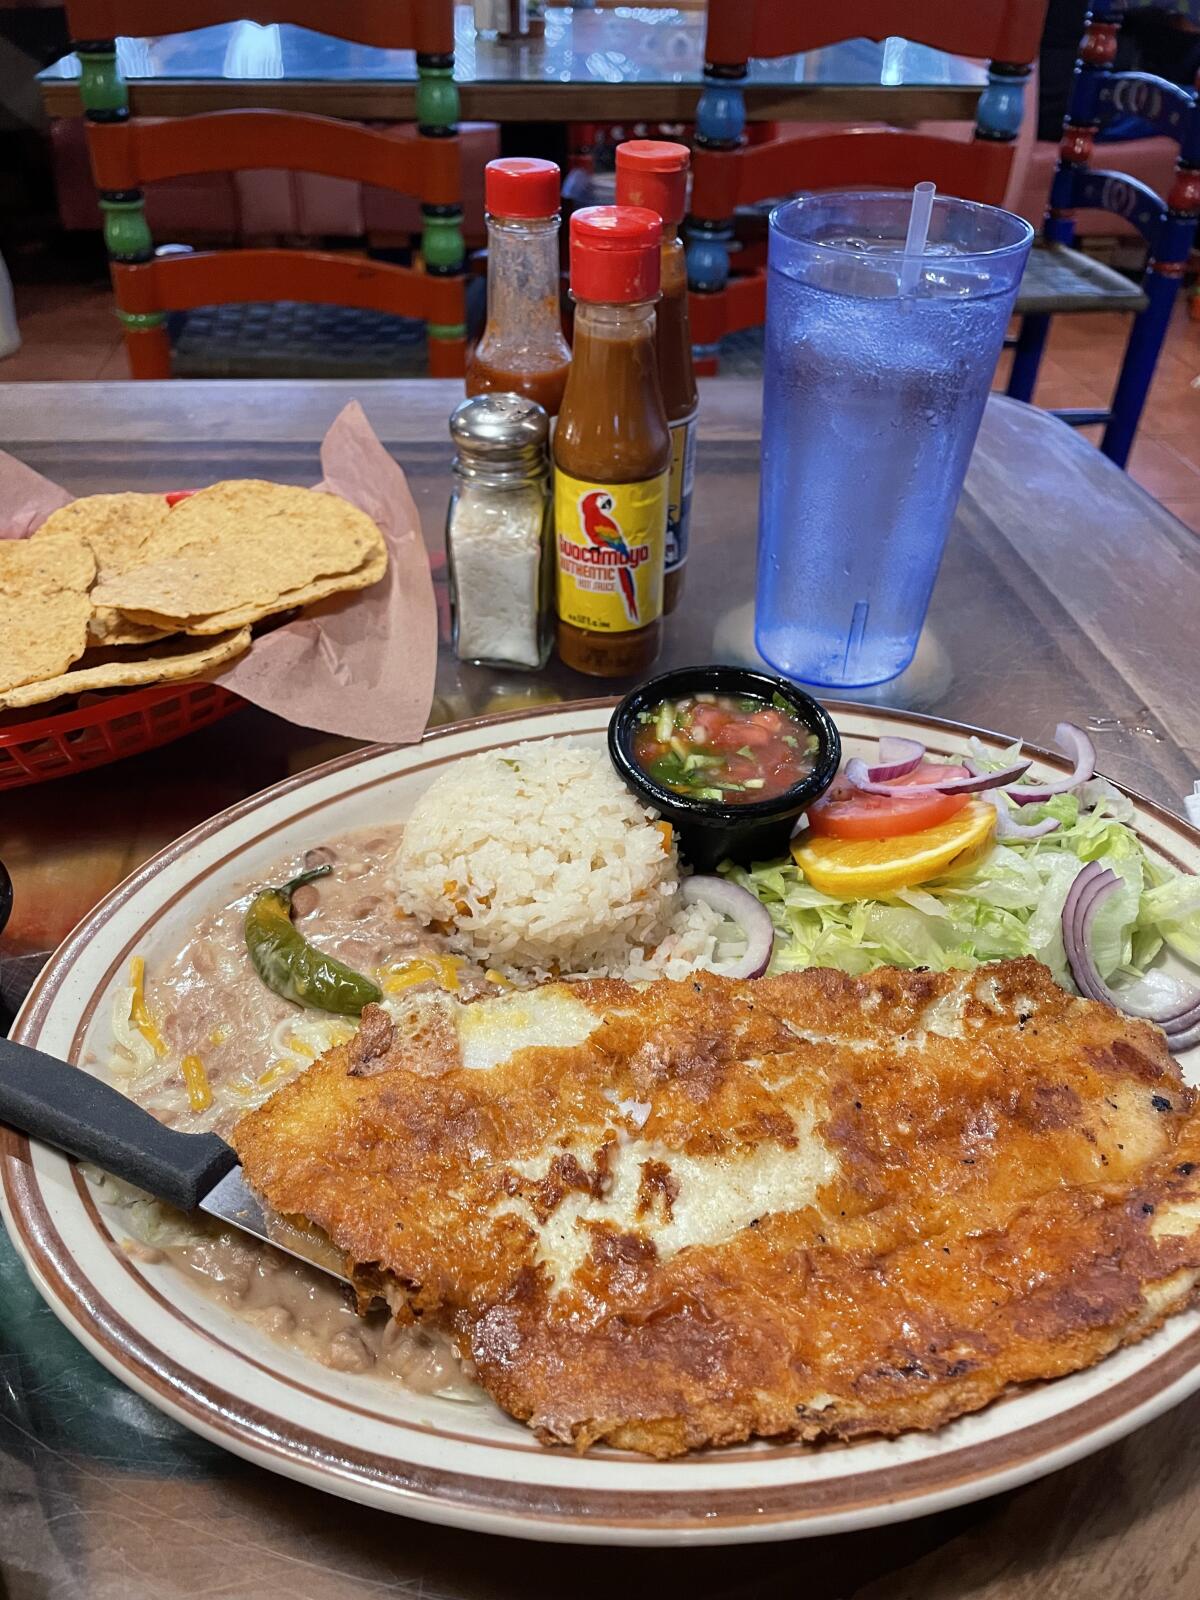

{"left": 447, "top": 393, "right": 553, "bottom": 670}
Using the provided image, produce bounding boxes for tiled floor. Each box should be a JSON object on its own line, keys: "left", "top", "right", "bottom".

{"left": 0, "top": 283, "right": 130, "bottom": 382}
{"left": 3, "top": 279, "right": 1199, "bottom": 530}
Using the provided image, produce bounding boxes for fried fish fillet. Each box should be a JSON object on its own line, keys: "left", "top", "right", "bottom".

{"left": 232, "top": 958, "right": 1200, "bottom": 1458}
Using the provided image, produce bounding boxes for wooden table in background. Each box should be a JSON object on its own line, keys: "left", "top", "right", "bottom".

{"left": 37, "top": 4, "right": 987, "bottom": 123}
{"left": 2, "top": 379, "right": 1200, "bottom": 1600}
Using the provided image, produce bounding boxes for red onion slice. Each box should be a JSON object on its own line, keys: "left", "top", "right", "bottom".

{"left": 1068, "top": 868, "right": 1200, "bottom": 1030}
{"left": 867, "top": 736, "right": 925, "bottom": 783}
{"left": 845, "top": 756, "right": 1030, "bottom": 798}
{"left": 1005, "top": 722, "right": 1096, "bottom": 806}
{"left": 1162, "top": 1006, "right": 1200, "bottom": 1039}
{"left": 680, "top": 875, "right": 775, "bottom": 980}
{"left": 1062, "top": 861, "right": 1200, "bottom": 1050}
{"left": 1075, "top": 867, "right": 1128, "bottom": 1005}
{"left": 986, "top": 791, "right": 1060, "bottom": 840}
{"left": 1109, "top": 968, "right": 1200, "bottom": 1035}
{"left": 1061, "top": 864, "right": 1117, "bottom": 1003}
{"left": 1131, "top": 1004, "right": 1200, "bottom": 1040}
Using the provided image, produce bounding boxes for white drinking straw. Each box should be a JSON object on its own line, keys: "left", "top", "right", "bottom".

{"left": 898, "top": 181, "right": 936, "bottom": 296}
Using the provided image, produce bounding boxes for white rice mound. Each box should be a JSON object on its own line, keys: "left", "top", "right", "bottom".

{"left": 391, "top": 741, "right": 688, "bottom": 978}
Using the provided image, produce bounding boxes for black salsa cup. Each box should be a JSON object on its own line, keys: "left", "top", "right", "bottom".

{"left": 608, "top": 665, "right": 842, "bottom": 872}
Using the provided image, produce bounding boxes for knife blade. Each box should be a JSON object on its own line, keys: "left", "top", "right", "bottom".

{"left": 199, "top": 1165, "right": 351, "bottom": 1280}
{"left": 0, "top": 1033, "right": 350, "bottom": 1284}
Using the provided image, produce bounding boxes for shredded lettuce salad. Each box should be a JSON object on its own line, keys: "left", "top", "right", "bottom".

{"left": 723, "top": 738, "right": 1200, "bottom": 991}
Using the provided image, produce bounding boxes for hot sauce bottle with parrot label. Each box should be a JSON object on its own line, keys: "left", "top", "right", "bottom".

{"left": 554, "top": 206, "right": 671, "bottom": 678}
{"left": 615, "top": 140, "right": 698, "bottom": 615}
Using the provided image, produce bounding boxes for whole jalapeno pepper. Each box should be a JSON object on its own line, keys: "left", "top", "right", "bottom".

{"left": 244, "top": 865, "right": 382, "bottom": 1016}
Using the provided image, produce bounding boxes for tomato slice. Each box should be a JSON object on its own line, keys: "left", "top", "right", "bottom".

{"left": 713, "top": 720, "right": 770, "bottom": 751}
{"left": 806, "top": 761, "right": 972, "bottom": 840}
{"left": 690, "top": 704, "right": 728, "bottom": 736}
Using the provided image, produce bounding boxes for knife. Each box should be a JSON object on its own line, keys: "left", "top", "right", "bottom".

{"left": 0, "top": 1034, "right": 350, "bottom": 1283}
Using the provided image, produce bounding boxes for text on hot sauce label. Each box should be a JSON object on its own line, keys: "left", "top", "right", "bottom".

{"left": 554, "top": 469, "right": 668, "bottom": 633}
{"left": 666, "top": 411, "right": 697, "bottom": 574}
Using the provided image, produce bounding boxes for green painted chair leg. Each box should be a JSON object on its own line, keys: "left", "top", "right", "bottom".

{"left": 415, "top": 59, "right": 459, "bottom": 136}
{"left": 75, "top": 39, "right": 128, "bottom": 121}
{"left": 99, "top": 194, "right": 154, "bottom": 263}
{"left": 423, "top": 206, "right": 465, "bottom": 275}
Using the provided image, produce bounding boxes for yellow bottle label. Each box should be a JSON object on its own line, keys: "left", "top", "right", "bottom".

{"left": 666, "top": 411, "right": 697, "bottom": 575}
{"left": 554, "top": 468, "right": 668, "bottom": 633}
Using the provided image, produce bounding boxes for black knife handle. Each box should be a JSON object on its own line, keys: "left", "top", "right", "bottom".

{"left": 0, "top": 1035, "right": 237, "bottom": 1213}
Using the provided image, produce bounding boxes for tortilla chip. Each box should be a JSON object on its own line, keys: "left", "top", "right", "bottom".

{"left": 34, "top": 492, "right": 170, "bottom": 567}
{"left": 115, "top": 540, "right": 390, "bottom": 635}
{"left": 90, "top": 614, "right": 174, "bottom": 647}
{"left": 0, "top": 627, "right": 252, "bottom": 711}
{"left": 0, "top": 591, "right": 94, "bottom": 695}
{"left": 1, "top": 530, "right": 95, "bottom": 595}
{"left": 0, "top": 534, "right": 96, "bottom": 693}
{"left": 89, "top": 480, "right": 387, "bottom": 630}
{"left": 34, "top": 492, "right": 176, "bottom": 648}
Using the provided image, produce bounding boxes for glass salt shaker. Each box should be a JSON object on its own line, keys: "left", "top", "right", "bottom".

{"left": 447, "top": 393, "right": 553, "bottom": 671}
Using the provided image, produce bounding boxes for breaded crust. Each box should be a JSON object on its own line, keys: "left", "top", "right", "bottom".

{"left": 233, "top": 959, "right": 1200, "bottom": 1458}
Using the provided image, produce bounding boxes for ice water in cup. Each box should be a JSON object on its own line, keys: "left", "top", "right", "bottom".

{"left": 755, "top": 192, "right": 1032, "bottom": 689}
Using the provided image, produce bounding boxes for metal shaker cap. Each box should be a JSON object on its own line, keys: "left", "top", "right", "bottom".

{"left": 449, "top": 392, "right": 549, "bottom": 466}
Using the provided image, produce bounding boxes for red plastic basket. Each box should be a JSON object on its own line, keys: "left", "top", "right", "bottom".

{"left": 0, "top": 680, "right": 243, "bottom": 791}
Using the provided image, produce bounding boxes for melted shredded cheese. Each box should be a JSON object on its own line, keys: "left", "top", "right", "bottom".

{"left": 380, "top": 954, "right": 464, "bottom": 995}
{"left": 180, "top": 1053, "right": 213, "bottom": 1113}
{"left": 128, "top": 957, "right": 167, "bottom": 1058}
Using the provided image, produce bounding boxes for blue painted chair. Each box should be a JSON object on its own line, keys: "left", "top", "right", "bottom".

{"left": 1006, "top": 3, "right": 1200, "bottom": 467}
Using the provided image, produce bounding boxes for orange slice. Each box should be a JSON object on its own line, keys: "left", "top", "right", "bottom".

{"left": 791, "top": 801, "right": 996, "bottom": 898}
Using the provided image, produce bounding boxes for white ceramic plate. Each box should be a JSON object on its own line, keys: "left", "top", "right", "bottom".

{"left": 3, "top": 700, "right": 1199, "bottom": 1546}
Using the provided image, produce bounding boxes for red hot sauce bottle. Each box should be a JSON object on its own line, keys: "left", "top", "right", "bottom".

{"left": 615, "top": 139, "right": 698, "bottom": 615}
{"left": 466, "top": 157, "right": 572, "bottom": 418}
{"left": 553, "top": 206, "right": 671, "bottom": 678}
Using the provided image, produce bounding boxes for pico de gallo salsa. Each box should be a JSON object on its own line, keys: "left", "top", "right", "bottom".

{"left": 631, "top": 691, "right": 819, "bottom": 803}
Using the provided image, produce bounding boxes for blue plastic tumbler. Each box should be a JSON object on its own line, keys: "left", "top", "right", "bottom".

{"left": 755, "top": 190, "right": 1033, "bottom": 688}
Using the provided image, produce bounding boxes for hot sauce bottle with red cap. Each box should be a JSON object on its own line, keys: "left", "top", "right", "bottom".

{"left": 554, "top": 205, "right": 671, "bottom": 678}
{"left": 466, "top": 157, "right": 572, "bottom": 417}
{"left": 615, "top": 140, "right": 698, "bottom": 615}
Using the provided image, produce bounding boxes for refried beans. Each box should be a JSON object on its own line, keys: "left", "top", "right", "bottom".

{"left": 87, "top": 823, "right": 502, "bottom": 1403}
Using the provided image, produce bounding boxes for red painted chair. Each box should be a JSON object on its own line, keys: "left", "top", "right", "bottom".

{"left": 64, "top": 1, "right": 468, "bottom": 377}
{"left": 48, "top": 114, "right": 499, "bottom": 252}
{"left": 686, "top": 0, "right": 1048, "bottom": 373}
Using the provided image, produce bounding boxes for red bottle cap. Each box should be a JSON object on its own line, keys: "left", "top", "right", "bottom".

{"left": 485, "top": 157, "right": 561, "bottom": 219}
{"left": 569, "top": 206, "right": 662, "bottom": 303}
{"left": 615, "top": 140, "right": 690, "bottom": 226}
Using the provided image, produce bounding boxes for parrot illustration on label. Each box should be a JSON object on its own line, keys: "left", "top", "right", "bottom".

{"left": 579, "top": 489, "right": 639, "bottom": 623}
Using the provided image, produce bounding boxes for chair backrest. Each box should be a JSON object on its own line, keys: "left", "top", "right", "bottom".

{"left": 1046, "top": 5, "right": 1200, "bottom": 270}
{"left": 65, "top": 1, "right": 452, "bottom": 54}
{"left": 689, "top": 0, "right": 1047, "bottom": 287}
{"left": 86, "top": 114, "right": 461, "bottom": 202}
{"left": 703, "top": 0, "right": 1045, "bottom": 69}
{"left": 63, "top": 1, "right": 466, "bottom": 377}
{"left": 689, "top": 131, "right": 1019, "bottom": 223}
